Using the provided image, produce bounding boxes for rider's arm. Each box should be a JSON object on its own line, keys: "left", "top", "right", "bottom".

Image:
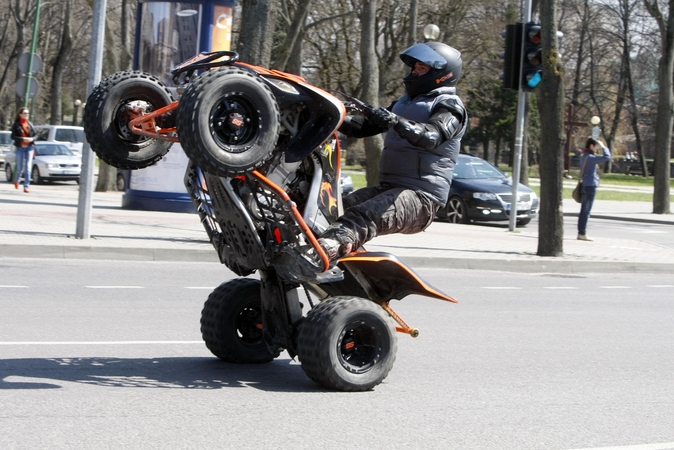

{"left": 392, "top": 100, "right": 466, "bottom": 153}
{"left": 339, "top": 114, "right": 387, "bottom": 138}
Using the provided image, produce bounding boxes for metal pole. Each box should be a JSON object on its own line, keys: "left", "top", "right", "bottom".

{"left": 508, "top": 0, "right": 533, "bottom": 232}
{"left": 23, "top": 0, "right": 42, "bottom": 107}
{"left": 76, "top": 0, "right": 107, "bottom": 239}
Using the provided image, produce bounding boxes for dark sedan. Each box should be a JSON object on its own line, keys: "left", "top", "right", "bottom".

{"left": 436, "top": 154, "right": 539, "bottom": 226}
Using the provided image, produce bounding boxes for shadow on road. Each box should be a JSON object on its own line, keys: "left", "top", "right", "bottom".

{"left": 0, "top": 356, "right": 323, "bottom": 392}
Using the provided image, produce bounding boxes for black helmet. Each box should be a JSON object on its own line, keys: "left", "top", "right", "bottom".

{"left": 400, "top": 42, "right": 462, "bottom": 98}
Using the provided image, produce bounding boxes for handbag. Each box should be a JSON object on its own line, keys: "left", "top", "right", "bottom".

{"left": 573, "top": 157, "right": 589, "bottom": 204}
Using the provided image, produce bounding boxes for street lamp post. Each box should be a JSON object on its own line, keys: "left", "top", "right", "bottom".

{"left": 590, "top": 115, "right": 601, "bottom": 140}
{"left": 73, "top": 99, "right": 82, "bottom": 126}
{"left": 423, "top": 24, "right": 440, "bottom": 42}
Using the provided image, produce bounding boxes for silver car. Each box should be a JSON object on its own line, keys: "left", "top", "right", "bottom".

{"left": 0, "top": 131, "right": 12, "bottom": 169}
{"left": 4, "top": 141, "right": 81, "bottom": 184}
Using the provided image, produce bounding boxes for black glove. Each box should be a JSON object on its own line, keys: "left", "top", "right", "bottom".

{"left": 365, "top": 107, "right": 399, "bottom": 129}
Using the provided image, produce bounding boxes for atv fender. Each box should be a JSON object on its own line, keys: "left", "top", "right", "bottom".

{"left": 317, "top": 251, "right": 457, "bottom": 304}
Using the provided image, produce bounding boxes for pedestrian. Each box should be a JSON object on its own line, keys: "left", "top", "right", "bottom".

{"left": 318, "top": 41, "right": 468, "bottom": 261}
{"left": 10, "top": 107, "right": 36, "bottom": 193}
{"left": 577, "top": 137, "right": 611, "bottom": 241}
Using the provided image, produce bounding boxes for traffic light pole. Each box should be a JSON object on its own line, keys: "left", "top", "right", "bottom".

{"left": 508, "top": 0, "right": 532, "bottom": 233}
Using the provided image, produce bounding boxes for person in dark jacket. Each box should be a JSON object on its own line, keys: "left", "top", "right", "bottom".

{"left": 577, "top": 138, "right": 611, "bottom": 241}
{"left": 10, "top": 107, "right": 36, "bottom": 193}
{"left": 319, "top": 42, "right": 468, "bottom": 261}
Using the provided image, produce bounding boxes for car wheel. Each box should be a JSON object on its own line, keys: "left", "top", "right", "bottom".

{"left": 5, "top": 163, "right": 13, "bottom": 183}
{"left": 31, "top": 166, "right": 42, "bottom": 185}
{"left": 516, "top": 218, "right": 531, "bottom": 226}
{"left": 176, "top": 67, "right": 280, "bottom": 177}
{"left": 83, "top": 71, "right": 175, "bottom": 170}
{"left": 298, "top": 297, "right": 397, "bottom": 391}
{"left": 445, "top": 196, "right": 469, "bottom": 224}
{"left": 200, "top": 278, "right": 281, "bottom": 364}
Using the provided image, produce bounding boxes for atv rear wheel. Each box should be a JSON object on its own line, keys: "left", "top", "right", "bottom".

{"left": 298, "top": 297, "right": 397, "bottom": 391}
{"left": 176, "top": 67, "right": 280, "bottom": 176}
{"left": 200, "top": 278, "right": 280, "bottom": 363}
{"left": 83, "top": 71, "right": 175, "bottom": 169}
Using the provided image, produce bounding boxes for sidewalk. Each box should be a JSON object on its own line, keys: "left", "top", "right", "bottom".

{"left": 1, "top": 181, "right": 673, "bottom": 274}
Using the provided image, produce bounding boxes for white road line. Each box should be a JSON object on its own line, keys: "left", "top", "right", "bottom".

{"left": 0, "top": 341, "right": 203, "bottom": 345}
{"left": 481, "top": 287, "right": 523, "bottom": 290}
{"left": 564, "top": 442, "right": 674, "bottom": 450}
{"left": 0, "top": 285, "right": 29, "bottom": 288}
{"left": 85, "top": 286, "right": 144, "bottom": 289}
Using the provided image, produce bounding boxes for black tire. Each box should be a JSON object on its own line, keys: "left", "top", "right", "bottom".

{"left": 200, "top": 278, "right": 280, "bottom": 364}
{"left": 298, "top": 297, "right": 397, "bottom": 391}
{"left": 31, "top": 166, "right": 42, "bottom": 185}
{"left": 83, "top": 71, "right": 175, "bottom": 170}
{"left": 516, "top": 218, "right": 531, "bottom": 226}
{"left": 444, "top": 196, "right": 469, "bottom": 224}
{"left": 176, "top": 67, "right": 280, "bottom": 176}
{"left": 5, "top": 163, "right": 13, "bottom": 183}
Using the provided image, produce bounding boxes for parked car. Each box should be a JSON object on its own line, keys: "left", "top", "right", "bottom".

{"left": 34, "top": 125, "right": 84, "bottom": 157}
{"left": 436, "top": 153, "right": 539, "bottom": 226}
{"left": 4, "top": 141, "right": 81, "bottom": 184}
{"left": 0, "top": 130, "right": 12, "bottom": 169}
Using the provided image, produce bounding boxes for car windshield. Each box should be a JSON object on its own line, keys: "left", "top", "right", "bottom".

{"left": 0, "top": 133, "right": 11, "bottom": 145}
{"left": 453, "top": 158, "right": 506, "bottom": 179}
{"left": 54, "top": 128, "right": 84, "bottom": 143}
{"left": 36, "top": 144, "right": 73, "bottom": 156}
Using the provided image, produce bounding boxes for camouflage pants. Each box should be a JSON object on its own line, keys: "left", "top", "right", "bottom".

{"left": 323, "top": 184, "right": 438, "bottom": 249}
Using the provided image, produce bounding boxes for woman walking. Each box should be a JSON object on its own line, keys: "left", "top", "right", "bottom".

{"left": 577, "top": 138, "right": 611, "bottom": 241}
{"left": 10, "top": 107, "right": 36, "bottom": 193}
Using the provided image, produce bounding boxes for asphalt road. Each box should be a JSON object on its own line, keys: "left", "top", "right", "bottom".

{"left": 1, "top": 259, "right": 673, "bottom": 449}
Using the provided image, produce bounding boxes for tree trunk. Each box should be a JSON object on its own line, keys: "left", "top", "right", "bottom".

{"left": 237, "top": 0, "right": 277, "bottom": 66}
{"left": 644, "top": 0, "right": 674, "bottom": 214}
{"left": 360, "top": 0, "right": 382, "bottom": 186}
{"left": 274, "top": 0, "right": 311, "bottom": 73}
{"left": 536, "top": 0, "right": 565, "bottom": 257}
{"left": 50, "top": 0, "right": 73, "bottom": 126}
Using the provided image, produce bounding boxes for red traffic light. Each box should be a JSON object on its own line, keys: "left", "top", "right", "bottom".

{"left": 527, "top": 24, "right": 541, "bottom": 44}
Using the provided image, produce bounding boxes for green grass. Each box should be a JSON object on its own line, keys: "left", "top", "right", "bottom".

{"left": 345, "top": 162, "right": 670, "bottom": 202}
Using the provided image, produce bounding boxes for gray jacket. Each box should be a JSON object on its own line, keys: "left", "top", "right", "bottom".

{"left": 379, "top": 87, "right": 467, "bottom": 205}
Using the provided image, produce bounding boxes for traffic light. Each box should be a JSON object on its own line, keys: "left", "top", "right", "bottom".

{"left": 521, "top": 22, "right": 542, "bottom": 91}
{"left": 501, "top": 23, "right": 522, "bottom": 91}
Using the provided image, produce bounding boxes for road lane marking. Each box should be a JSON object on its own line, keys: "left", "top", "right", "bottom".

{"left": 0, "top": 341, "right": 203, "bottom": 345}
{"left": 85, "top": 286, "right": 144, "bottom": 289}
{"left": 0, "top": 285, "right": 29, "bottom": 288}
{"left": 564, "top": 442, "right": 674, "bottom": 450}
{"left": 481, "top": 287, "right": 522, "bottom": 290}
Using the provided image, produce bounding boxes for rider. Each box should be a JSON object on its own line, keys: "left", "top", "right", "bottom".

{"left": 318, "top": 41, "right": 468, "bottom": 262}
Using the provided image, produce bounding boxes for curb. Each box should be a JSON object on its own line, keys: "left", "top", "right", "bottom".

{"left": 563, "top": 212, "right": 674, "bottom": 226}
{"left": 2, "top": 243, "right": 673, "bottom": 274}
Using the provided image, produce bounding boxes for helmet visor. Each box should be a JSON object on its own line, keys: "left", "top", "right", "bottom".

{"left": 400, "top": 44, "right": 447, "bottom": 70}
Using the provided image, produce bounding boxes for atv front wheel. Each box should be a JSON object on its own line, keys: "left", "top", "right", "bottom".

{"left": 200, "top": 278, "right": 280, "bottom": 363}
{"left": 176, "top": 67, "right": 280, "bottom": 176}
{"left": 298, "top": 297, "right": 397, "bottom": 391}
{"left": 83, "top": 71, "right": 175, "bottom": 169}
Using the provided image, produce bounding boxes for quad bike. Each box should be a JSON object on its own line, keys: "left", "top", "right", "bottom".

{"left": 83, "top": 51, "right": 457, "bottom": 391}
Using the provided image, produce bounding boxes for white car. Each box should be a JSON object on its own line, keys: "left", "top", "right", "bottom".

{"left": 4, "top": 141, "right": 81, "bottom": 184}
{"left": 34, "top": 125, "right": 84, "bottom": 157}
{"left": 0, "top": 130, "right": 12, "bottom": 169}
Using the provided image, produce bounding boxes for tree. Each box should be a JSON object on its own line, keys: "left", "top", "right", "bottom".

{"left": 537, "top": 0, "right": 565, "bottom": 257}
{"left": 237, "top": 0, "right": 278, "bottom": 66}
{"left": 49, "top": 0, "right": 74, "bottom": 126}
{"left": 644, "top": 0, "right": 673, "bottom": 214}
{"left": 360, "top": 0, "right": 382, "bottom": 186}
